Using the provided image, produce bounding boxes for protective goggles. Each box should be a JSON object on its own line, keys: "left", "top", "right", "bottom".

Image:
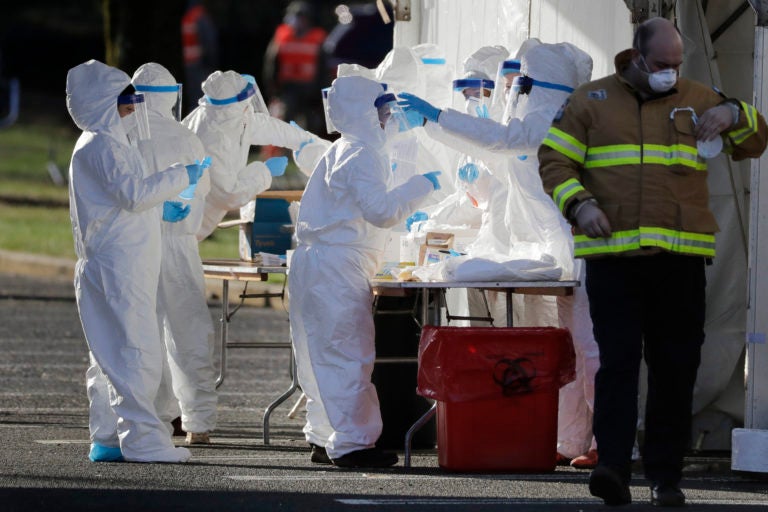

{"left": 511, "top": 75, "right": 574, "bottom": 95}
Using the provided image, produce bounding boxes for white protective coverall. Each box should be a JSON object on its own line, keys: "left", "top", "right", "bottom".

{"left": 66, "top": 59, "right": 192, "bottom": 463}
{"left": 182, "top": 70, "right": 317, "bottom": 240}
{"left": 131, "top": 63, "right": 218, "bottom": 436}
{"left": 288, "top": 75, "right": 434, "bottom": 459}
{"left": 425, "top": 42, "right": 599, "bottom": 458}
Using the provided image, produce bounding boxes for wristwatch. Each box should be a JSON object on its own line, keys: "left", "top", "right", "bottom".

{"left": 723, "top": 100, "right": 741, "bottom": 127}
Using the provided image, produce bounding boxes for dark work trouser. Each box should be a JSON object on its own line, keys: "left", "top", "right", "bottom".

{"left": 585, "top": 253, "right": 706, "bottom": 485}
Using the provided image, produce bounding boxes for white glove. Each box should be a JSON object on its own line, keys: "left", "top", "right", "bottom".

{"left": 572, "top": 199, "right": 612, "bottom": 238}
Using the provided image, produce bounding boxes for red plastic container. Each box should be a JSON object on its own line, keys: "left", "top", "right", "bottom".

{"left": 417, "top": 325, "right": 575, "bottom": 472}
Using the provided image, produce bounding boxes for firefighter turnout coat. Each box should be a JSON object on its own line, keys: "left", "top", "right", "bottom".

{"left": 539, "top": 49, "right": 767, "bottom": 259}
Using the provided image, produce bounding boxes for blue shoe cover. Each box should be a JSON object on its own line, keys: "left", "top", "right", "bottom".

{"left": 89, "top": 442, "right": 124, "bottom": 462}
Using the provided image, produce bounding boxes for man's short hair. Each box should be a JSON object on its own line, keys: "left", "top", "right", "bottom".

{"left": 632, "top": 20, "right": 681, "bottom": 56}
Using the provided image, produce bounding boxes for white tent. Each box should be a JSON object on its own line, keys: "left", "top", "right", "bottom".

{"left": 386, "top": 0, "right": 768, "bottom": 472}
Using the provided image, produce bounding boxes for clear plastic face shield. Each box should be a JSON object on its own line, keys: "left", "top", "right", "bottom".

{"left": 240, "top": 74, "right": 269, "bottom": 115}
{"left": 117, "top": 93, "right": 150, "bottom": 141}
{"left": 375, "top": 92, "right": 420, "bottom": 138}
{"left": 321, "top": 87, "right": 337, "bottom": 134}
{"left": 489, "top": 59, "right": 520, "bottom": 122}
{"left": 133, "top": 83, "right": 183, "bottom": 121}
{"left": 453, "top": 78, "right": 494, "bottom": 118}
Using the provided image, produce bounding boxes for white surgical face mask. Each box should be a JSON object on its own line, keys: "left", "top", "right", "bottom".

{"left": 464, "top": 96, "right": 480, "bottom": 116}
{"left": 120, "top": 114, "right": 138, "bottom": 143}
{"left": 648, "top": 68, "right": 677, "bottom": 92}
{"left": 640, "top": 56, "right": 677, "bottom": 93}
{"left": 384, "top": 117, "right": 399, "bottom": 139}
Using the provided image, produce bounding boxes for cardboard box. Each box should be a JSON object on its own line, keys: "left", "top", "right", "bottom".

{"left": 418, "top": 232, "right": 455, "bottom": 266}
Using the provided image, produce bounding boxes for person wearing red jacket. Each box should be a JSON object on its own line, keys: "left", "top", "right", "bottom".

{"left": 262, "top": 1, "right": 327, "bottom": 136}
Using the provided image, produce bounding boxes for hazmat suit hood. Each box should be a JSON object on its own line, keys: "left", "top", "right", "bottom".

{"left": 183, "top": 70, "right": 252, "bottom": 137}
{"left": 66, "top": 59, "right": 130, "bottom": 143}
{"left": 327, "top": 75, "right": 385, "bottom": 149}
{"left": 131, "top": 62, "right": 179, "bottom": 119}
{"left": 507, "top": 42, "right": 593, "bottom": 123}
{"left": 463, "top": 45, "right": 509, "bottom": 121}
{"left": 411, "top": 43, "right": 454, "bottom": 108}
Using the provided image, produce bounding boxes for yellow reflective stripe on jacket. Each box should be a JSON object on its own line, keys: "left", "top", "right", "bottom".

{"left": 584, "top": 144, "right": 641, "bottom": 168}
{"left": 553, "top": 178, "right": 586, "bottom": 213}
{"left": 643, "top": 144, "right": 706, "bottom": 170}
{"left": 584, "top": 144, "right": 705, "bottom": 170}
{"left": 542, "top": 127, "right": 587, "bottom": 164}
{"left": 728, "top": 101, "right": 759, "bottom": 145}
{"left": 574, "top": 227, "right": 716, "bottom": 257}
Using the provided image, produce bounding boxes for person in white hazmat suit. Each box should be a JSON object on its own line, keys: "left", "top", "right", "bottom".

{"left": 183, "top": 70, "right": 318, "bottom": 241}
{"left": 399, "top": 41, "right": 601, "bottom": 468}
{"left": 66, "top": 59, "right": 205, "bottom": 463}
{"left": 131, "top": 62, "right": 218, "bottom": 446}
{"left": 289, "top": 75, "right": 440, "bottom": 467}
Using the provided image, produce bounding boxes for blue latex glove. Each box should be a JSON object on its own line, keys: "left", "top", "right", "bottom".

{"left": 179, "top": 157, "right": 211, "bottom": 199}
{"left": 397, "top": 92, "right": 441, "bottom": 123}
{"left": 265, "top": 156, "right": 288, "bottom": 176}
{"left": 422, "top": 170, "right": 442, "bottom": 190}
{"left": 406, "top": 211, "right": 429, "bottom": 232}
{"left": 458, "top": 162, "right": 480, "bottom": 184}
{"left": 186, "top": 163, "right": 204, "bottom": 186}
{"left": 294, "top": 138, "right": 313, "bottom": 159}
{"left": 402, "top": 109, "right": 425, "bottom": 130}
{"left": 162, "top": 201, "right": 191, "bottom": 222}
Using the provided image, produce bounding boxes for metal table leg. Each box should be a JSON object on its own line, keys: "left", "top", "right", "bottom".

{"left": 263, "top": 347, "right": 300, "bottom": 445}
{"left": 215, "top": 279, "right": 229, "bottom": 389}
{"left": 404, "top": 402, "right": 436, "bottom": 468}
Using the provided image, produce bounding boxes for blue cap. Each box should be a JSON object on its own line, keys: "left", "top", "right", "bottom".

{"left": 501, "top": 59, "right": 522, "bottom": 75}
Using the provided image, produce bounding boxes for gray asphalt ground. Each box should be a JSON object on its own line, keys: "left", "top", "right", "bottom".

{"left": 1, "top": 264, "right": 768, "bottom": 511}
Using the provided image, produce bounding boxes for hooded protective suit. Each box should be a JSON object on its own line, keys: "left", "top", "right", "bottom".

{"left": 66, "top": 59, "right": 192, "bottom": 463}
{"left": 288, "top": 76, "right": 433, "bottom": 459}
{"left": 182, "top": 70, "right": 316, "bottom": 240}
{"left": 131, "top": 62, "right": 217, "bottom": 437}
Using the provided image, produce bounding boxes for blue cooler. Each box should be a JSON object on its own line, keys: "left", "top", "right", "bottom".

{"left": 246, "top": 198, "right": 293, "bottom": 256}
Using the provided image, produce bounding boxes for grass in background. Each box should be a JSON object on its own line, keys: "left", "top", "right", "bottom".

{"left": 0, "top": 202, "right": 240, "bottom": 260}
{"left": 0, "top": 103, "right": 302, "bottom": 263}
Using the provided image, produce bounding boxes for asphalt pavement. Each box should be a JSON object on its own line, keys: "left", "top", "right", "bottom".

{"left": 1, "top": 265, "right": 768, "bottom": 511}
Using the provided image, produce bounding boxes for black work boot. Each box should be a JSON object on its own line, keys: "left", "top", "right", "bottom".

{"left": 589, "top": 465, "right": 632, "bottom": 506}
{"left": 331, "top": 447, "right": 398, "bottom": 468}
{"left": 309, "top": 443, "right": 332, "bottom": 464}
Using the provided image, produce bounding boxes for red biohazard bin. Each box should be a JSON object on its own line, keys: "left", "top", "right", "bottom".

{"left": 417, "top": 325, "right": 575, "bottom": 472}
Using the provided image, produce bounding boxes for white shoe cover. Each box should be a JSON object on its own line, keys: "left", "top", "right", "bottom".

{"left": 124, "top": 446, "right": 191, "bottom": 463}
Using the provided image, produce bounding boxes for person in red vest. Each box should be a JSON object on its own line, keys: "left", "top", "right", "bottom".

{"left": 263, "top": 1, "right": 327, "bottom": 136}
{"left": 181, "top": 0, "right": 219, "bottom": 114}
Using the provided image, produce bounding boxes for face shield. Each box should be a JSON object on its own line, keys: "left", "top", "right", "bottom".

{"left": 453, "top": 78, "right": 494, "bottom": 118}
{"left": 375, "top": 92, "right": 420, "bottom": 135}
{"left": 133, "top": 83, "right": 183, "bottom": 121}
{"left": 117, "top": 93, "right": 150, "bottom": 141}
{"left": 240, "top": 74, "right": 270, "bottom": 115}
{"left": 321, "top": 87, "right": 337, "bottom": 134}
